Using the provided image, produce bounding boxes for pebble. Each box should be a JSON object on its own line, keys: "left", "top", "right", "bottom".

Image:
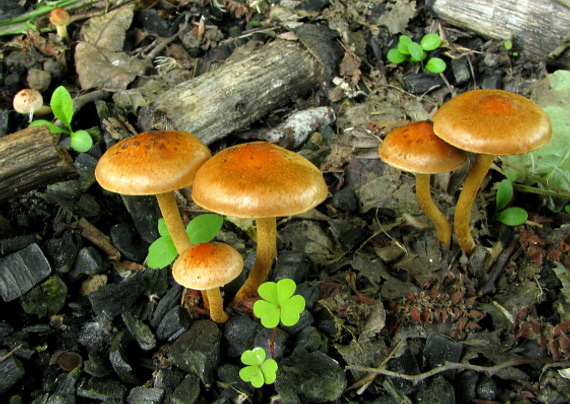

{"left": 170, "top": 373, "right": 201, "bottom": 404}
{"left": 414, "top": 375, "right": 455, "bottom": 404}
{"left": 332, "top": 186, "right": 358, "bottom": 213}
{"left": 222, "top": 314, "right": 260, "bottom": 358}
{"left": 271, "top": 250, "right": 311, "bottom": 283}
{"left": 423, "top": 334, "right": 464, "bottom": 369}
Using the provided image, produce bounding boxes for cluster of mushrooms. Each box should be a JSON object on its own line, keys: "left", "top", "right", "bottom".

{"left": 379, "top": 89, "right": 552, "bottom": 254}
{"left": 94, "top": 133, "right": 327, "bottom": 323}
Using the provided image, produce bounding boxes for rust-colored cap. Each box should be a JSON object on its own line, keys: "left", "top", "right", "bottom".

{"left": 95, "top": 130, "right": 211, "bottom": 195}
{"left": 191, "top": 141, "right": 328, "bottom": 218}
{"left": 172, "top": 242, "right": 244, "bottom": 290}
{"left": 379, "top": 121, "right": 467, "bottom": 174}
{"left": 50, "top": 7, "right": 70, "bottom": 25}
{"left": 432, "top": 89, "right": 552, "bottom": 155}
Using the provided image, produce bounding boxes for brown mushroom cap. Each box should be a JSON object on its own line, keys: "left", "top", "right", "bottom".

{"left": 95, "top": 130, "right": 211, "bottom": 195}
{"left": 432, "top": 89, "right": 552, "bottom": 155}
{"left": 172, "top": 242, "right": 244, "bottom": 290}
{"left": 379, "top": 121, "right": 467, "bottom": 174}
{"left": 49, "top": 8, "right": 70, "bottom": 26}
{"left": 191, "top": 141, "right": 328, "bottom": 218}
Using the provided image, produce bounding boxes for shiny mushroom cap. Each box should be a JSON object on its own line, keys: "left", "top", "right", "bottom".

{"left": 49, "top": 7, "right": 70, "bottom": 26}
{"left": 13, "top": 89, "right": 44, "bottom": 115}
{"left": 172, "top": 242, "right": 244, "bottom": 290}
{"left": 95, "top": 130, "right": 211, "bottom": 195}
{"left": 379, "top": 121, "right": 467, "bottom": 174}
{"left": 191, "top": 141, "right": 328, "bottom": 218}
{"left": 432, "top": 89, "right": 552, "bottom": 156}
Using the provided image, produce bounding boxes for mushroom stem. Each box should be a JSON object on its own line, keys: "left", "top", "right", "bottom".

{"left": 206, "top": 288, "right": 230, "bottom": 323}
{"left": 415, "top": 173, "right": 452, "bottom": 249}
{"left": 454, "top": 154, "right": 496, "bottom": 255}
{"left": 232, "top": 217, "right": 277, "bottom": 305}
{"left": 155, "top": 192, "right": 191, "bottom": 253}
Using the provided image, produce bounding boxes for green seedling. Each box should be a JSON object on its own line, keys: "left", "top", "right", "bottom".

{"left": 503, "top": 38, "right": 519, "bottom": 57}
{"left": 239, "top": 347, "right": 278, "bottom": 388}
{"left": 147, "top": 213, "right": 223, "bottom": 269}
{"left": 493, "top": 179, "right": 528, "bottom": 226}
{"left": 387, "top": 33, "right": 447, "bottom": 74}
{"left": 253, "top": 278, "right": 306, "bottom": 329}
{"left": 29, "top": 85, "right": 93, "bottom": 152}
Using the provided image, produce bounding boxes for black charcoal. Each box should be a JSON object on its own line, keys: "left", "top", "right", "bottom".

{"left": 44, "top": 231, "right": 79, "bottom": 273}
{"left": 122, "top": 311, "right": 156, "bottom": 351}
{"left": 0, "top": 354, "right": 25, "bottom": 395}
{"left": 126, "top": 386, "right": 164, "bottom": 404}
{"left": 271, "top": 251, "right": 310, "bottom": 284}
{"left": 110, "top": 223, "right": 148, "bottom": 263}
{"left": 89, "top": 272, "right": 145, "bottom": 318}
{"left": 109, "top": 331, "right": 141, "bottom": 385}
{"left": 150, "top": 285, "right": 183, "bottom": 329}
{"left": 77, "top": 377, "right": 127, "bottom": 401}
{"left": 21, "top": 275, "right": 67, "bottom": 317}
{"left": 156, "top": 306, "right": 190, "bottom": 342}
{"left": 222, "top": 315, "right": 260, "bottom": 358}
{"left": 170, "top": 374, "right": 201, "bottom": 404}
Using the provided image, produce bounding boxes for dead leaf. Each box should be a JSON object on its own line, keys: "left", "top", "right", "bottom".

{"left": 376, "top": 0, "right": 417, "bottom": 35}
{"left": 80, "top": 4, "right": 135, "bottom": 51}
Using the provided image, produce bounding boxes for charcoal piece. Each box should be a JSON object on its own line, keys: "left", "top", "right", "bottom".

{"left": 0, "top": 322, "right": 14, "bottom": 338}
{"left": 217, "top": 363, "right": 254, "bottom": 400}
{"left": 481, "top": 75, "right": 503, "bottom": 89}
{"left": 340, "top": 227, "right": 368, "bottom": 251}
{"left": 126, "top": 386, "right": 164, "bottom": 404}
{"left": 451, "top": 56, "right": 471, "bottom": 85}
{"left": 332, "top": 186, "right": 358, "bottom": 213}
{"left": 122, "top": 311, "right": 156, "bottom": 351}
{"left": 170, "top": 373, "right": 201, "bottom": 404}
{"left": 77, "top": 377, "right": 127, "bottom": 400}
{"left": 0, "top": 354, "right": 25, "bottom": 395}
{"left": 156, "top": 306, "right": 190, "bottom": 342}
{"left": 456, "top": 370, "right": 478, "bottom": 403}
{"left": 293, "top": 325, "right": 328, "bottom": 353}
{"left": 47, "top": 367, "right": 81, "bottom": 404}
{"left": 109, "top": 331, "right": 140, "bottom": 385}
{"left": 168, "top": 320, "right": 222, "bottom": 387}
{"left": 476, "top": 374, "right": 497, "bottom": 400}
{"left": 403, "top": 73, "right": 443, "bottom": 94}
{"left": 44, "top": 231, "right": 79, "bottom": 273}
{"left": 89, "top": 272, "right": 145, "bottom": 318}
{"left": 150, "top": 285, "right": 183, "bottom": 329}
{"left": 271, "top": 251, "right": 310, "bottom": 284}
{"left": 154, "top": 368, "right": 185, "bottom": 393}
{"left": 222, "top": 315, "right": 260, "bottom": 358}
{"left": 121, "top": 195, "right": 161, "bottom": 244}
{"left": 142, "top": 266, "right": 169, "bottom": 297}
{"left": 423, "top": 333, "right": 463, "bottom": 369}
{"left": 254, "top": 327, "right": 288, "bottom": 360}
{"left": 0, "top": 243, "right": 52, "bottom": 302}
{"left": 281, "top": 310, "right": 313, "bottom": 335}
{"left": 21, "top": 275, "right": 67, "bottom": 317}
{"left": 78, "top": 321, "right": 113, "bottom": 350}
{"left": 70, "top": 246, "right": 106, "bottom": 279}
{"left": 110, "top": 223, "right": 148, "bottom": 263}
{"left": 83, "top": 349, "right": 112, "bottom": 377}
{"left": 415, "top": 375, "right": 455, "bottom": 404}
{"left": 0, "top": 234, "right": 37, "bottom": 256}
{"left": 295, "top": 284, "right": 320, "bottom": 310}
{"left": 387, "top": 346, "right": 422, "bottom": 395}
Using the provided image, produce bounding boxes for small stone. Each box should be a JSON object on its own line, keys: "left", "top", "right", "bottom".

{"left": 254, "top": 327, "right": 288, "bottom": 360}
{"left": 77, "top": 377, "right": 127, "bottom": 401}
{"left": 0, "top": 243, "right": 52, "bottom": 302}
{"left": 423, "top": 333, "right": 463, "bottom": 369}
{"left": 481, "top": 75, "right": 503, "bottom": 89}
{"left": 340, "top": 227, "right": 368, "bottom": 251}
{"left": 122, "top": 311, "right": 156, "bottom": 351}
{"left": 414, "top": 375, "right": 455, "bottom": 404}
{"left": 111, "top": 223, "right": 148, "bottom": 263}
{"left": 126, "top": 387, "right": 164, "bottom": 404}
{"left": 26, "top": 67, "right": 51, "bottom": 92}
{"left": 293, "top": 325, "right": 328, "bottom": 353}
{"left": 155, "top": 306, "right": 190, "bottom": 342}
{"left": 0, "top": 354, "right": 25, "bottom": 395}
{"left": 271, "top": 250, "right": 310, "bottom": 284}
{"left": 450, "top": 56, "right": 471, "bottom": 85}
{"left": 21, "top": 275, "right": 67, "bottom": 317}
{"left": 170, "top": 373, "right": 201, "bottom": 404}
{"left": 332, "top": 187, "right": 358, "bottom": 213}
{"left": 70, "top": 246, "right": 106, "bottom": 279}
{"left": 403, "top": 73, "right": 443, "bottom": 94}
{"left": 476, "top": 374, "right": 497, "bottom": 400}
{"left": 89, "top": 272, "right": 146, "bottom": 318}
{"left": 222, "top": 315, "right": 260, "bottom": 358}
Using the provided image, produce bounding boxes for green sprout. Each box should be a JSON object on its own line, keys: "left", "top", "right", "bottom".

{"left": 387, "top": 33, "right": 447, "bottom": 74}
{"left": 146, "top": 213, "right": 223, "bottom": 269}
{"left": 239, "top": 347, "right": 278, "bottom": 388}
{"left": 493, "top": 179, "right": 528, "bottom": 226}
{"left": 503, "top": 38, "right": 519, "bottom": 57}
{"left": 253, "top": 278, "right": 306, "bottom": 329}
{"left": 29, "top": 86, "right": 93, "bottom": 152}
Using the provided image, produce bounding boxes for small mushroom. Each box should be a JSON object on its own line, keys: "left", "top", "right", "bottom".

{"left": 432, "top": 89, "right": 552, "bottom": 254}
{"left": 95, "top": 130, "right": 211, "bottom": 254}
{"left": 172, "top": 242, "right": 243, "bottom": 323}
{"left": 191, "top": 141, "right": 328, "bottom": 305}
{"left": 49, "top": 7, "right": 71, "bottom": 42}
{"left": 379, "top": 121, "right": 467, "bottom": 248}
{"left": 13, "top": 89, "right": 51, "bottom": 122}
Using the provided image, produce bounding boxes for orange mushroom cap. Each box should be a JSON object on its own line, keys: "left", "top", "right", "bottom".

{"left": 49, "top": 7, "right": 71, "bottom": 26}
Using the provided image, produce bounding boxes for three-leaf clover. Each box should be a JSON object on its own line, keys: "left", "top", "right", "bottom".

{"left": 146, "top": 213, "right": 223, "bottom": 269}
{"left": 29, "top": 85, "right": 93, "bottom": 152}
{"left": 494, "top": 179, "right": 528, "bottom": 226}
{"left": 387, "top": 33, "right": 447, "bottom": 74}
{"left": 239, "top": 347, "right": 278, "bottom": 388}
{"left": 253, "top": 279, "right": 306, "bottom": 329}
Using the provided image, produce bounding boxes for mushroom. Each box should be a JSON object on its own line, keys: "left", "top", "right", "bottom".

{"left": 191, "top": 141, "right": 328, "bottom": 305}
{"left": 49, "top": 7, "right": 71, "bottom": 42}
{"left": 13, "top": 89, "right": 51, "bottom": 122}
{"left": 172, "top": 242, "right": 243, "bottom": 323}
{"left": 379, "top": 121, "right": 467, "bottom": 248}
{"left": 431, "top": 89, "right": 552, "bottom": 254}
{"left": 95, "top": 130, "right": 211, "bottom": 254}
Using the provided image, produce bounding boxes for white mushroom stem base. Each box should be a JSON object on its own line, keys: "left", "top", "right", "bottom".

{"left": 155, "top": 192, "right": 191, "bottom": 253}
{"left": 415, "top": 173, "right": 452, "bottom": 249}
{"left": 454, "top": 154, "right": 496, "bottom": 255}
{"left": 231, "top": 217, "right": 277, "bottom": 306}
{"left": 206, "top": 288, "right": 229, "bottom": 323}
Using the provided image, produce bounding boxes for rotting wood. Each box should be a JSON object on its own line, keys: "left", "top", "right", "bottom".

{"left": 428, "top": 0, "right": 570, "bottom": 62}
{"left": 138, "top": 39, "right": 328, "bottom": 145}
{"left": 0, "top": 126, "right": 78, "bottom": 202}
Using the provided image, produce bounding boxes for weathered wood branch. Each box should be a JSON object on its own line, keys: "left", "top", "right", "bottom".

{"left": 428, "top": 0, "right": 570, "bottom": 62}
{"left": 0, "top": 126, "right": 78, "bottom": 202}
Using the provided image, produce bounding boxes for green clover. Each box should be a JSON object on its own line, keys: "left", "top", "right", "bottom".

{"left": 253, "top": 279, "right": 306, "bottom": 329}
{"left": 239, "top": 347, "right": 278, "bottom": 388}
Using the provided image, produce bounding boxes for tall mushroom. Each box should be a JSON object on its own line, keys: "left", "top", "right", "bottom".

{"left": 172, "top": 242, "right": 243, "bottom": 323}
{"left": 431, "top": 89, "right": 552, "bottom": 254}
{"left": 49, "top": 7, "right": 71, "bottom": 42}
{"left": 95, "top": 130, "right": 211, "bottom": 254}
{"left": 191, "top": 141, "right": 328, "bottom": 305}
{"left": 379, "top": 121, "right": 467, "bottom": 248}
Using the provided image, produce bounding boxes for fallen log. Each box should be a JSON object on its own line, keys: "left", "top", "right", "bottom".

{"left": 0, "top": 126, "right": 78, "bottom": 202}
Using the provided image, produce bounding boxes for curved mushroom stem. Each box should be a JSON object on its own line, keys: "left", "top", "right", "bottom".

{"left": 415, "top": 173, "right": 452, "bottom": 249}
{"left": 231, "top": 217, "right": 277, "bottom": 306}
{"left": 454, "top": 154, "right": 496, "bottom": 255}
{"left": 155, "top": 192, "right": 191, "bottom": 253}
{"left": 206, "top": 288, "right": 229, "bottom": 323}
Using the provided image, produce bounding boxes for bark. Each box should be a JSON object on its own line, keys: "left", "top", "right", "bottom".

{"left": 0, "top": 126, "right": 78, "bottom": 202}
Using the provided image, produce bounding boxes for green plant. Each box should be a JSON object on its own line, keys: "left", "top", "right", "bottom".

{"left": 146, "top": 213, "right": 223, "bottom": 269}
{"left": 387, "top": 33, "right": 447, "bottom": 74}
{"left": 493, "top": 179, "right": 528, "bottom": 226}
{"left": 239, "top": 279, "right": 306, "bottom": 388}
{"left": 503, "top": 38, "right": 519, "bottom": 57}
{"left": 29, "top": 86, "right": 93, "bottom": 152}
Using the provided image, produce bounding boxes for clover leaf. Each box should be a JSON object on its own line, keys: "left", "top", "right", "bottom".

{"left": 239, "top": 347, "right": 278, "bottom": 388}
{"left": 493, "top": 179, "right": 528, "bottom": 226}
{"left": 253, "top": 279, "right": 306, "bottom": 329}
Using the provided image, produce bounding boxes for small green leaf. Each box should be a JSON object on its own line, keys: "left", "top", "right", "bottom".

{"left": 387, "top": 48, "right": 406, "bottom": 64}
{"left": 425, "top": 57, "right": 447, "bottom": 73}
{"left": 408, "top": 42, "right": 426, "bottom": 62}
{"left": 504, "top": 40, "right": 513, "bottom": 51}
{"left": 50, "top": 86, "right": 74, "bottom": 127}
{"left": 420, "top": 33, "right": 442, "bottom": 51}
{"left": 29, "top": 120, "right": 70, "bottom": 134}
{"left": 254, "top": 279, "right": 306, "bottom": 329}
{"left": 261, "top": 359, "right": 278, "bottom": 384}
{"left": 147, "top": 235, "right": 178, "bottom": 269}
{"left": 397, "top": 35, "right": 412, "bottom": 55}
{"left": 157, "top": 218, "right": 170, "bottom": 237}
{"left": 253, "top": 300, "right": 280, "bottom": 328}
{"left": 258, "top": 281, "right": 279, "bottom": 303}
{"left": 70, "top": 130, "right": 93, "bottom": 152}
{"left": 495, "top": 207, "right": 528, "bottom": 226}
{"left": 186, "top": 214, "right": 223, "bottom": 244}
{"left": 276, "top": 279, "right": 296, "bottom": 303}
{"left": 239, "top": 348, "right": 277, "bottom": 388}
{"left": 280, "top": 295, "right": 305, "bottom": 326}
{"left": 496, "top": 179, "right": 514, "bottom": 212}
{"left": 241, "top": 347, "right": 266, "bottom": 365}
